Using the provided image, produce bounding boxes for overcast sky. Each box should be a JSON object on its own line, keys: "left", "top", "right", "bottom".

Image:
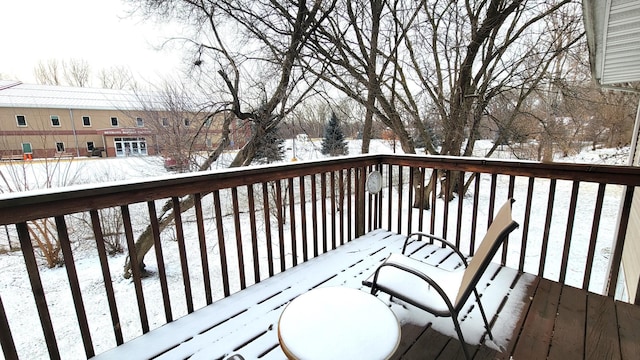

{"left": 0, "top": 0, "right": 184, "bottom": 85}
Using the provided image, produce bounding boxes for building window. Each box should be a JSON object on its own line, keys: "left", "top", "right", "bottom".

{"left": 82, "top": 116, "right": 91, "bottom": 127}
{"left": 16, "top": 115, "right": 27, "bottom": 127}
{"left": 161, "top": 118, "right": 169, "bottom": 127}
{"left": 111, "top": 117, "right": 119, "bottom": 127}
{"left": 205, "top": 115, "right": 213, "bottom": 126}
{"left": 50, "top": 115, "right": 61, "bottom": 127}
{"left": 184, "top": 118, "right": 190, "bottom": 126}
{"left": 136, "top": 117, "right": 144, "bottom": 127}
{"left": 55, "top": 142, "right": 65, "bottom": 152}
{"left": 87, "top": 142, "right": 95, "bottom": 151}
{"left": 22, "top": 143, "right": 32, "bottom": 153}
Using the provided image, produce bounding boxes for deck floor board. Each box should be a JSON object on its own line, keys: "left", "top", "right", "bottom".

{"left": 91, "top": 230, "right": 640, "bottom": 360}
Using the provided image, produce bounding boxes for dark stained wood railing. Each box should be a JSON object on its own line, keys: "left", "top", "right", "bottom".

{"left": 1, "top": 154, "right": 640, "bottom": 359}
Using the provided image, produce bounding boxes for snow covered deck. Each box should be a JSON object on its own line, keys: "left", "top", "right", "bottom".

{"left": 91, "top": 229, "right": 537, "bottom": 359}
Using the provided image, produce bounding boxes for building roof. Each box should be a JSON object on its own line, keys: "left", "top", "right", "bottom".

{"left": 0, "top": 80, "right": 166, "bottom": 111}
{"left": 583, "top": 0, "right": 640, "bottom": 86}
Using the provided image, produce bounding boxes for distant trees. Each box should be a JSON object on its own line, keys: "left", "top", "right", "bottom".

{"left": 99, "top": 66, "right": 136, "bottom": 90}
{"left": 321, "top": 112, "right": 348, "bottom": 156}
{"left": 34, "top": 58, "right": 136, "bottom": 89}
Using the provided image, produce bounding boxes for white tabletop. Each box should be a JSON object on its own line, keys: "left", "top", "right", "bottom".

{"left": 277, "top": 287, "right": 401, "bottom": 360}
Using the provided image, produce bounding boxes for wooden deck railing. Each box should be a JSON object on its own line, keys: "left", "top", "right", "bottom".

{"left": 1, "top": 154, "right": 640, "bottom": 359}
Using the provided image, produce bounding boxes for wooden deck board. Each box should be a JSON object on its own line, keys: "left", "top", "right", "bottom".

{"left": 616, "top": 301, "right": 640, "bottom": 360}
{"left": 90, "top": 230, "right": 640, "bottom": 360}
{"left": 507, "top": 278, "right": 561, "bottom": 359}
{"left": 586, "top": 293, "right": 621, "bottom": 360}
{"left": 548, "top": 285, "right": 586, "bottom": 360}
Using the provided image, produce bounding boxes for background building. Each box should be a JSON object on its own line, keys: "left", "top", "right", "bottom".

{"left": 0, "top": 81, "right": 231, "bottom": 160}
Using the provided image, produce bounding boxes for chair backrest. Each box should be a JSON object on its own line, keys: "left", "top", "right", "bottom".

{"left": 454, "top": 198, "right": 519, "bottom": 308}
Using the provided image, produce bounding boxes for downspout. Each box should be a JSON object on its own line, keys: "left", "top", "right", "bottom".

{"left": 69, "top": 109, "right": 80, "bottom": 157}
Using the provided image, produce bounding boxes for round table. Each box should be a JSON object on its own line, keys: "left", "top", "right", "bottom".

{"left": 277, "top": 287, "right": 400, "bottom": 360}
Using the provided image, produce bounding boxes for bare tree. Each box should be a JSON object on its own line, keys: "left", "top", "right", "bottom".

{"left": 99, "top": 66, "right": 136, "bottom": 89}
{"left": 63, "top": 58, "right": 91, "bottom": 87}
{"left": 122, "top": 0, "right": 337, "bottom": 277}
{"left": 34, "top": 59, "right": 62, "bottom": 85}
{"left": 305, "top": 0, "right": 583, "bottom": 206}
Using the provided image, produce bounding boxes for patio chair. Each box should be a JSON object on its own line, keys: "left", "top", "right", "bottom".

{"left": 363, "top": 198, "right": 518, "bottom": 360}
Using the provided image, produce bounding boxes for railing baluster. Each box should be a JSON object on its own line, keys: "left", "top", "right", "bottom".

{"left": 338, "top": 170, "right": 345, "bottom": 245}
{"left": 470, "top": 173, "right": 480, "bottom": 255}
{"left": 121, "top": 205, "right": 150, "bottom": 332}
{"left": 321, "top": 173, "right": 328, "bottom": 253}
{"left": 559, "top": 181, "right": 580, "bottom": 284}
{"left": 17, "top": 222, "right": 60, "bottom": 359}
{"left": 455, "top": 171, "right": 464, "bottom": 249}
{"left": 247, "top": 184, "right": 261, "bottom": 282}
{"left": 261, "top": 183, "right": 274, "bottom": 277}
{"left": 231, "top": 188, "right": 246, "bottom": 290}
{"left": 367, "top": 167, "right": 374, "bottom": 232}
{"left": 502, "top": 175, "right": 516, "bottom": 265}
{"left": 147, "top": 202, "right": 173, "bottom": 319}
{"left": 310, "top": 176, "right": 319, "bottom": 257}
{"left": 539, "top": 179, "right": 557, "bottom": 278}
{"left": 387, "top": 165, "right": 393, "bottom": 231}
{"left": 0, "top": 294, "right": 18, "bottom": 360}
{"left": 55, "top": 215, "right": 94, "bottom": 357}
{"left": 213, "top": 191, "right": 230, "bottom": 296}
{"left": 519, "top": 178, "right": 535, "bottom": 272}
{"left": 408, "top": 167, "right": 414, "bottom": 235}
{"left": 443, "top": 170, "right": 450, "bottom": 241}
{"left": 288, "top": 178, "right": 298, "bottom": 265}
{"left": 397, "top": 166, "right": 404, "bottom": 234}
{"left": 193, "top": 194, "right": 213, "bottom": 304}
{"left": 275, "top": 180, "right": 285, "bottom": 270}
{"left": 583, "top": 183, "right": 606, "bottom": 290}
{"left": 488, "top": 173, "right": 497, "bottom": 226}
{"left": 330, "top": 172, "right": 336, "bottom": 249}
{"left": 356, "top": 166, "right": 366, "bottom": 237}
{"left": 90, "top": 210, "right": 123, "bottom": 345}
{"left": 376, "top": 164, "right": 383, "bottom": 230}
{"left": 430, "top": 169, "right": 438, "bottom": 239}
{"left": 298, "top": 177, "right": 309, "bottom": 262}
{"left": 347, "top": 168, "right": 353, "bottom": 240}
{"left": 418, "top": 168, "right": 426, "bottom": 233}
{"left": 608, "top": 185, "right": 635, "bottom": 297}
{"left": 171, "top": 198, "right": 194, "bottom": 311}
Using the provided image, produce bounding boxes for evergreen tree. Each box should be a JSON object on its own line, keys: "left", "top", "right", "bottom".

{"left": 321, "top": 112, "right": 349, "bottom": 156}
{"left": 253, "top": 125, "right": 285, "bottom": 164}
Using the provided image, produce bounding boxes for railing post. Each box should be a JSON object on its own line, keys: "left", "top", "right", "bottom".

{"left": 356, "top": 166, "right": 366, "bottom": 237}
{"left": 608, "top": 185, "right": 634, "bottom": 298}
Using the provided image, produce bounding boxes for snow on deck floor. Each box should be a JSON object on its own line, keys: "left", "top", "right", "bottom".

{"left": 93, "top": 229, "right": 534, "bottom": 360}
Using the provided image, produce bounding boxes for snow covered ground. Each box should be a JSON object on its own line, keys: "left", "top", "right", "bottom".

{"left": 0, "top": 140, "right": 632, "bottom": 359}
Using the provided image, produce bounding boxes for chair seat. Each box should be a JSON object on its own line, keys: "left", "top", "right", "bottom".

{"left": 364, "top": 253, "right": 464, "bottom": 313}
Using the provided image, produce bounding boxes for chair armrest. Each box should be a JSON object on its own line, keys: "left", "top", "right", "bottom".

{"left": 369, "top": 259, "right": 456, "bottom": 316}
{"left": 403, "top": 232, "right": 469, "bottom": 267}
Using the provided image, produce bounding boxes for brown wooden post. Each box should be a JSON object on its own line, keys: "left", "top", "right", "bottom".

{"left": 608, "top": 185, "right": 634, "bottom": 297}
